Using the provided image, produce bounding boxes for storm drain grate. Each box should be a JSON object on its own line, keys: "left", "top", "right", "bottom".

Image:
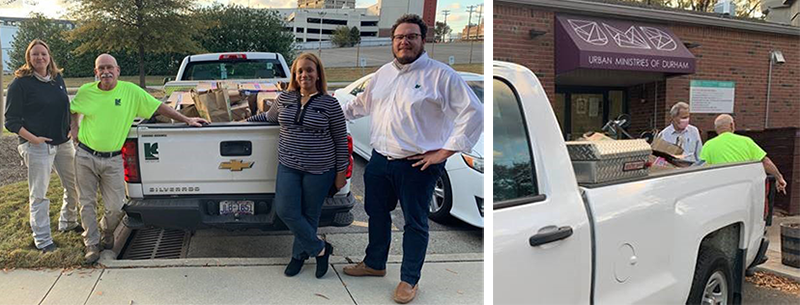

{"left": 120, "top": 228, "right": 191, "bottom": 260}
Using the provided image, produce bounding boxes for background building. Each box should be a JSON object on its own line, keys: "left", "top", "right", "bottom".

{"left": 1, "top": 17, "right": 75, "bottom": 73}
{"left": 297, "top": 0, "right": 356, "bottom": 9}
{"left": 368, "top": 0, "right": 435, "bottom": 38}
{"left": 278, "top": 8, "right": 379, "bottom": 43}
{"left": 762, "top": 0, "right": 800, "bottom": 26}
{"left": 462, "top": 22, "right": 484, "bottom": 40}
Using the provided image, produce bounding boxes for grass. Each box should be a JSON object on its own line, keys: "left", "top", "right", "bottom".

{"left": 2, "top": 63, "right": 484, "bottom": 90}
{"left": 0, "top": 174, "right": 105, "bottom": 269}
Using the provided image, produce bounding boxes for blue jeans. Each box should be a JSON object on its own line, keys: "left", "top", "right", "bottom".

{"left": 275, "top": 163, "right": 336, "bottom": 260}
{"left": 363, "top": 150, "right": 446, "bottom": 286}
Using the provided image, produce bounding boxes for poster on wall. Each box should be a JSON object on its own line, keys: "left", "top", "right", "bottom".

{"left": 589, "top": 97, "right": 600, "bottom": 117}
{"left": 576, "top": 98, "right": 587, "bottom": 114}
{"left": 689, "top": 80, "right": 735, "bottom": 113}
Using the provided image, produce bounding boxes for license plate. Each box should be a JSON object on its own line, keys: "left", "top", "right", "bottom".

{"left": 220, "top": 200, "right": 254, "bottom": 216}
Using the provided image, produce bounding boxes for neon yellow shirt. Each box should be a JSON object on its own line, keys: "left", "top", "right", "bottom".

{"left": 70, "top": 81, "right": 161, "bottom": 152}
{"left": 699, "top": 132, "right": 766, "bottom": 165}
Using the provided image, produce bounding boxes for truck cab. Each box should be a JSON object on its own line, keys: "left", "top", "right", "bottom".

{"left": 164, "top": 52, "right": 292, "bottom": 96}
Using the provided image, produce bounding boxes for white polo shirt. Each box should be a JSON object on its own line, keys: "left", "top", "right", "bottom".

{"left": 343, "top": 52, "right": 484, "bottom": 159}
{"left": 657, "top": 124, "right": 704, "bottom": 163}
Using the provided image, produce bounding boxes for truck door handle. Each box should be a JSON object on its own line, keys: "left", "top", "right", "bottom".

{"left": 529, "top": 226, "right": 573, "bottom": 247}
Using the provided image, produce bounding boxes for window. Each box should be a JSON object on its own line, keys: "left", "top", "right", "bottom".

{"left": 493, "top": 78, "right": 539, "bottom": 203}
{"left": 349, "top": 77, "right": 371, "bottom": 96}
{"left": 466, "top": 81, "right": 484, "bottom": 104}
{"left": 183, "top": 59, "right": 287, "bottom": 81}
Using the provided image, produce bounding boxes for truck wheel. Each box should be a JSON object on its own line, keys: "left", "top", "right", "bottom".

{"left": 686, "top": 247, "right": 733, "bottom": 305}
{"left": 428, "top": 172, "right": 454, "bottom": 223}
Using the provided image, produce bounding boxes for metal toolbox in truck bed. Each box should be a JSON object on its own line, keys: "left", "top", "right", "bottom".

{"left": 566, "top": 139, "right": 652, "bottom": 184}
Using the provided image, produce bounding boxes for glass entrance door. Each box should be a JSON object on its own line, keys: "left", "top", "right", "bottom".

{"left": 553, "top": 88, "right": 627, "bottom": 140}
{"left": 570, "top": 93, "right": 604, "bottom": 140}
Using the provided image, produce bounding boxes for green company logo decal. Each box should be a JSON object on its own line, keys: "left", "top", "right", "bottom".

{"left": 144, "top": 143, "right": 159, "bottom": 161}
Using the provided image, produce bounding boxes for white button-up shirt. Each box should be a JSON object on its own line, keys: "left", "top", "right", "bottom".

{"left": 343, "top": 52, "right": 484, "bottom": 159}
{"left": 657, "top": 124, "right": 704, "bottom": 163}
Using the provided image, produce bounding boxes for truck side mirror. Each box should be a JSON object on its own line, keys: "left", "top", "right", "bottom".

{"left": 163, "top": 77, "right": 173, "bottom": 85}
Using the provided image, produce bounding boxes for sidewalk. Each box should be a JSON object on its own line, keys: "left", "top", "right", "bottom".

{"left": 753, "top": 215, "right": 800, "bottom": 282}
{"left": 0, "top": 254, "right": 483, "bottom": 305}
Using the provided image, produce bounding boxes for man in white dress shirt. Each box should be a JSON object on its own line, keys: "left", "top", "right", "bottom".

{"left": 657, "top": 101, "right": 704, "bottom": 163}
{"left": 340, "top": 14, "right": 483, "bottom": 304}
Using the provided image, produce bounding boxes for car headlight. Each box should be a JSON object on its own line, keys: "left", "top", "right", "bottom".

{"left": 461, "top": 152, "right": 484, "bottom": 173}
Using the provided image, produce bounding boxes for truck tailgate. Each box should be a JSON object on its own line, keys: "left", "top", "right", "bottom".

{"left": 134, "top": 123, "right": 279, "bottom": 196}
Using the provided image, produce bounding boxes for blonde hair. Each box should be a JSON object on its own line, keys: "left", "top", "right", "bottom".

{"left": 14, "top": 39, "right": 62, "bottom": 78}
{"left": 288, "top": 53, "right": 327, "bottom": 95}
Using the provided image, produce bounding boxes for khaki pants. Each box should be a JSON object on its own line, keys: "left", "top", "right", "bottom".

{"left": 17, "top": 140, "right": 80, "bottom": 249}
{"left": 74, "top": 147, "right": 126, "bottom": 247}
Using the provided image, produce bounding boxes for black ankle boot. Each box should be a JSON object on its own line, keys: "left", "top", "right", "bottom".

{"left": 285, "top": 257, "right": 304, "bottom": 276}
{"left": 315, "top": 242, "right": 334, "bottom": 278}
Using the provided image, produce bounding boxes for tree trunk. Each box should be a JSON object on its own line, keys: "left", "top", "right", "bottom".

{"left": 138, "top": 43, "right": 146, "bottom": 88}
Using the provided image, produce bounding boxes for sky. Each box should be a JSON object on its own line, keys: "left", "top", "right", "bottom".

{"left": 0, "top": 0, "right": 485, "bottom": 34}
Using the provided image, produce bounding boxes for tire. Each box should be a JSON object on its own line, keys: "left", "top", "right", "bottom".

{"left": 428, "top": 171, "right": 454, "bottom": 223}
{"left": 686, "top": 247, "right": 734, "bottom": 305}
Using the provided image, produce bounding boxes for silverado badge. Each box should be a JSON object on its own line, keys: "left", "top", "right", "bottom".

{"left": 219, "top": 160, "right": 254, "bottom": 171}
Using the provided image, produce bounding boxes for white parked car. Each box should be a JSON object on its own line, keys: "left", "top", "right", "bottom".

{"left": 333, "top": 72, "right": 484, "bottom": 228}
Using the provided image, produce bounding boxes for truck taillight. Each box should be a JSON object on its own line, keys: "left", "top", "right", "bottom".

{"left": 764, "top": 176, "right": 775, "bottom": 226}
{"left": 219, "top": 54, "right": 247, "bottom": 60}
{"left": 764, "top": 179, "right": 770, "bottom": 220}
{"left": 122, "top": 139, "right": 141, "bottom": 183}
{"left": 347, "top": 134, "right": 353, "bottom": 179}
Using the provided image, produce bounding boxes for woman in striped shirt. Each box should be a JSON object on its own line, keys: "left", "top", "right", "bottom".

{"left": 248, "top": 53, "right": 349, "bottom": 278}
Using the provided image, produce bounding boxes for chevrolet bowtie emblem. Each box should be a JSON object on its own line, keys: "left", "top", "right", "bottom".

{"left": 219, "top": 160, "right": 254, "bottom": 171}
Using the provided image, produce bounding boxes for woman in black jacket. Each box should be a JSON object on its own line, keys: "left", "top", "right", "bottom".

{"left": 4, "top": 39, "right": 81, "bottom": 253}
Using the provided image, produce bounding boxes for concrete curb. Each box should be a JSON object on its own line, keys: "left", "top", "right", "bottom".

{"left": 98, "top": 253, "right": 483, "bottom": 269}
{"left": 754, "top": 266, "right": 800, "bottom": 283}
{"left": 752, "top": 249, "right": 800, "bottom": 283}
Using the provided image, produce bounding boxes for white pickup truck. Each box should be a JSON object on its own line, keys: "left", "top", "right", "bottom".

{"left": 493, "top": 61, "right": 774, "bottom": 304}
{"left": 162, "top": 52, "right": 292, "bottom": 96}
{"left": 119, "top": 52, "right": 355, "bottom": 231}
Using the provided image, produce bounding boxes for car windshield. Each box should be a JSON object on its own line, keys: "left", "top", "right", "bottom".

{"left": 183, "top": 58, "right": 287, "bottom": 80}
{"left": 467, "top": 81, "right": 484, "bottom": 104}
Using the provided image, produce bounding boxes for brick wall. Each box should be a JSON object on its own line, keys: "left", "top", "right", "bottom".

{"left": 493, "top": 4, "right": 557, "bottom": 103}
{"left": 666, "top": 25, "right": 800, "bottom": 137}
{"left": 627, "top": 81, "right": 668, "bottom": 136}
{"left": 494, "top": 3, "right": 800, "bottom": 136}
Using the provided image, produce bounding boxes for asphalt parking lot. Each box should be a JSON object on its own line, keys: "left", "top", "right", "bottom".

{"left": 315, "top": 41, "right": 484, "bottom": 68}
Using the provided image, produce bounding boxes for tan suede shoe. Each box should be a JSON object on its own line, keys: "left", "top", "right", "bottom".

{"left": 393, "top": 281, "right": 418, "bottom": 304}
{"left": 342, "top": 261, "right": 387, "bottom": 277}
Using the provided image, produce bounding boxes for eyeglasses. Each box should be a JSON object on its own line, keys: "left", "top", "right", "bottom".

{"left": 392, "top": 33, "right": 422, "bottom": 41}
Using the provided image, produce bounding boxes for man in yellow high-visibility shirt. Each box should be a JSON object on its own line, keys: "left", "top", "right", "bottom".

{"left": 700, "top": 114, "right": 787, "bottom": 194}
{"left": 70, "top": 54, "right": 207, "bottom": 263}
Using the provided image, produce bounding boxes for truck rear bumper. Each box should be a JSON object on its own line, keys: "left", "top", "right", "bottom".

{"left": 123, "top": 193, "right": 355, "bottom": 231}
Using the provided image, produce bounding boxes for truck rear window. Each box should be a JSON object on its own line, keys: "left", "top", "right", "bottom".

{"left": 183, "top": 59, "right": 287, "bottom": 80}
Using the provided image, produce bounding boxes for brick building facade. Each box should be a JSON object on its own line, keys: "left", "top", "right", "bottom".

{"left": 495, "top": 0, "right": 800, "bottom": 214}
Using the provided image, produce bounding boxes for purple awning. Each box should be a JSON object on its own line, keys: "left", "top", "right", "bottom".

{"left": 555, "top": 14, "right": 696, "bottom": 75}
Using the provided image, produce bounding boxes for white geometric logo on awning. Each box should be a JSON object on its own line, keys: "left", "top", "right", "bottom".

{"left": 640, "top": 26, "right": 677, "bottom": 51}
{"left": 603, "top": 24, "right": 650, "bottom": 49}
{"left": 568, "top": 19, "right": 608, "bottom": 46}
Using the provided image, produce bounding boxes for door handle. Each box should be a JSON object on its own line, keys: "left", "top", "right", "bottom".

{"left": 529, "top": 226, "right": 573, "bottom": 247}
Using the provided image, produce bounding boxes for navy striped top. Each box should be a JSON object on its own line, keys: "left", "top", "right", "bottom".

{"left": 248, "top": 91, "right": 349, "bottom": 175}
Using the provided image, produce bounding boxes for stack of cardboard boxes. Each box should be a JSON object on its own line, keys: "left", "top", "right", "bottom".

{"left": 159, "top": 81, "right": 283, "bottom": 123}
